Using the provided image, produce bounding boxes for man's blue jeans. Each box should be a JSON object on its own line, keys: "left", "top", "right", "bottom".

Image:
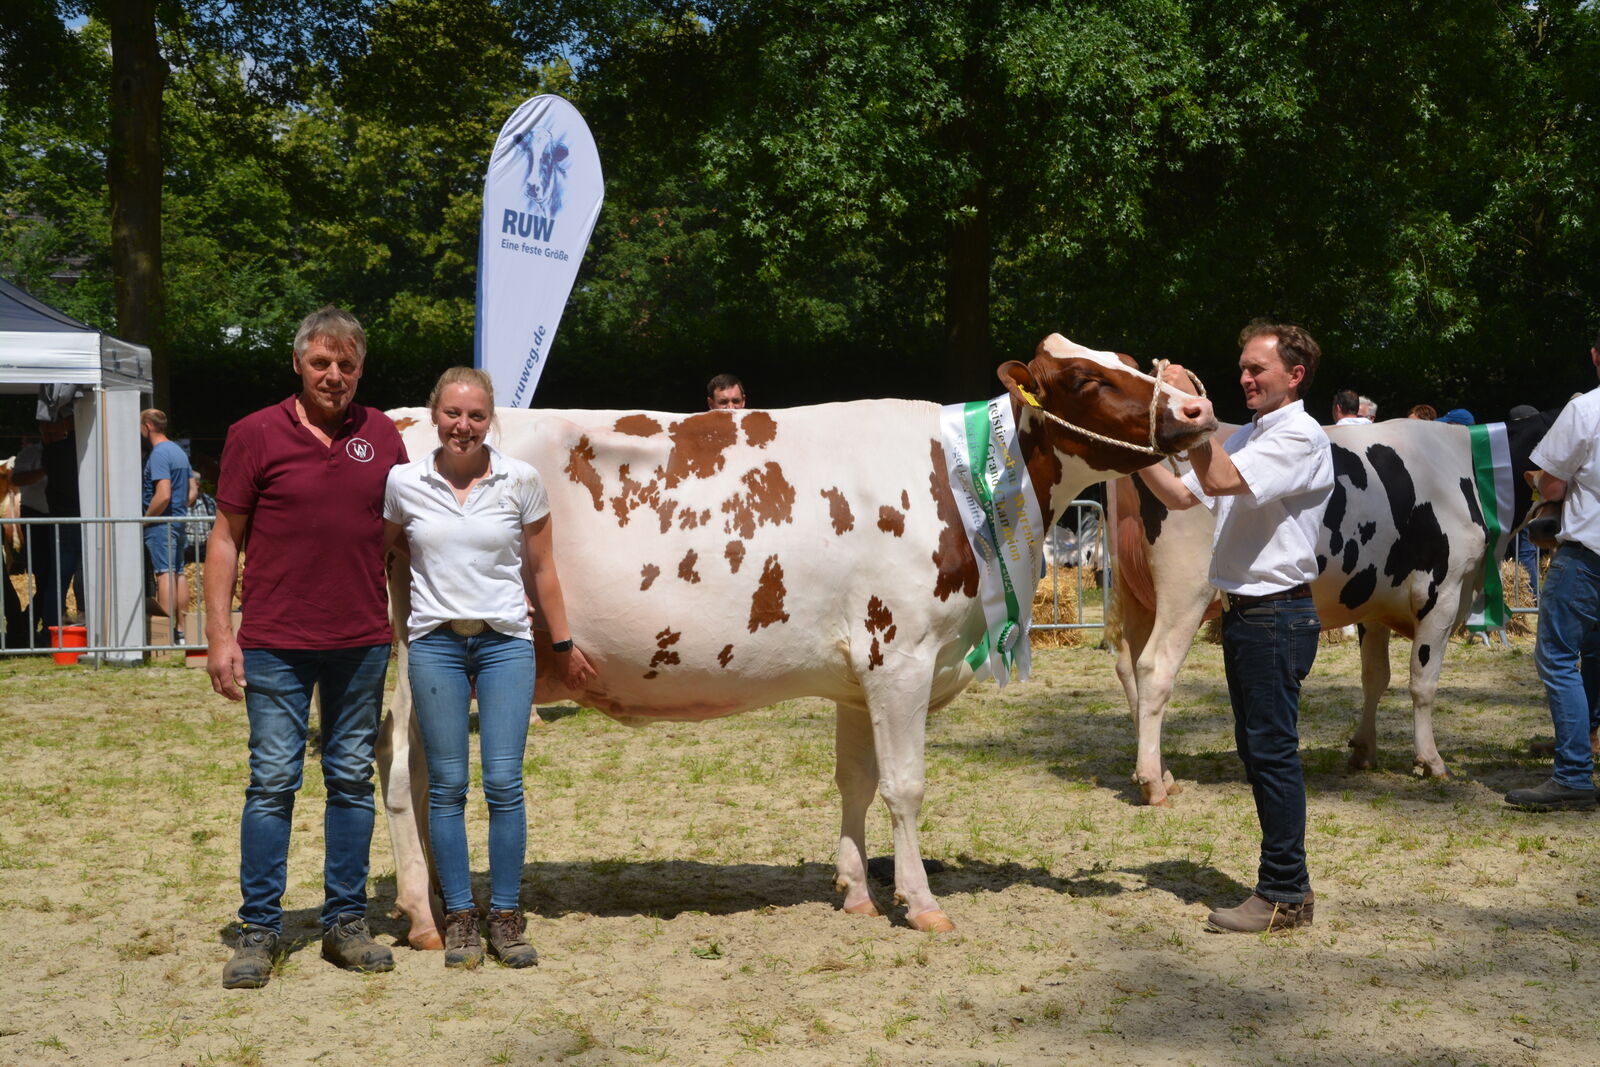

{"left": 1534, "top": 542, "right": 1600, "bottom": 788}
{"left": 1221, "top": 597, "right": 1320, "bottom": 904}
{"left": 408, "top": 626, "right": 535, "bottom": 913}
{"left": 239, "top": 645, "right": 390, "bottom": 933}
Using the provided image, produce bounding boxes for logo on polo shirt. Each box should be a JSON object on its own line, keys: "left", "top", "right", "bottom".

{"left": 347, "top": 438, "right": 374, "bottom": 463}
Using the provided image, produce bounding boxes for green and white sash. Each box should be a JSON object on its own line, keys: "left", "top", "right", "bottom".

{"left": 939, "top": 397, "right": 1047, "bottom": 687}
{"left": 1467, "top": 421, "right": 1514, "bottom": 630}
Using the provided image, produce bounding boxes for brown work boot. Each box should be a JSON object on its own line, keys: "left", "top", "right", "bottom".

{"left": 1205, "top": 891, "right": 1314, "bottom": 934}
{"left": 485, "top": 909, "right": 539, "bottom": 968}
{"left": 443, "top": 908, "right": 484, "bottom": 969}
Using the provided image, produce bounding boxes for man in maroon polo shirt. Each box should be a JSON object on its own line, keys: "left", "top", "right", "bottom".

{"left": 205, "top": 306, "right": 408, "bottom": 989}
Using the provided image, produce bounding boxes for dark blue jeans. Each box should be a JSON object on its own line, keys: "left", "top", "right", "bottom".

{"left": 1221, "top": 596, "right": 1320, "bottom": 903}
{"left": 238, "top": 645, "right": 390, "bottom": 933}
{"left": 408, "top": 627, "right": 535, "bottom": 913}
{"left": 1534, "top": 542, "right": 1600, "bottom": 788}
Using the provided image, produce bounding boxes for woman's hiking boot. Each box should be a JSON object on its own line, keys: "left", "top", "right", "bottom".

{"left": 443, "top": 908, "right": 484, "bottom": 969}
{"left": 486, "top": 909, "right": 539, "bottom": 968}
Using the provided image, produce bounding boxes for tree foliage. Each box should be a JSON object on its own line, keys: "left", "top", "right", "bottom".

{"left": 4, "top": 1, "right": 1600, "bottom": 437}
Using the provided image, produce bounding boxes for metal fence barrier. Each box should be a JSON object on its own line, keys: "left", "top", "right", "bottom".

{"left": 1, "top": 513, "right": 213, "bottom": 659}
{"left": 1031, "top": 498, "right": 1110, "bottom": 640}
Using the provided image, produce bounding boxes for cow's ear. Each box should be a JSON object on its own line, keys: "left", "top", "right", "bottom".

{"left": 998, "top": 361, "right": 1042, "bottom": 406}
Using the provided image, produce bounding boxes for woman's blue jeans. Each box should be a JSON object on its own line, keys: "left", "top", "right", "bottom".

{"left": 409, "top": 627, "right": 535, "bottom": 913}
{"left": 1221, "top": 597, "right": 1320, "bottom": 904}
{"left": 1534, "top": 542, "right": 1600, "bottom": 788}
{"left": 239, "top": 644, "right": 390, "bottom": 933}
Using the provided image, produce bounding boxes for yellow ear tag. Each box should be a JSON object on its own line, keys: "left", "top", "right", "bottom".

{"left": 1016, "top": 385, "right": 1042, "bottom": 408}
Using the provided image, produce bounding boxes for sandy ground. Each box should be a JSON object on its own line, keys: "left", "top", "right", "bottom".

{"left": 1, "top": 628, "right": 1596, "bottom": 1066}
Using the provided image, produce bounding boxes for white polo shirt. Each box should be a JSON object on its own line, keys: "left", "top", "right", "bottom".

{"left": 1181, "top": 399, "right": 1333, "bottom": 596}
{"left": 1531, "top": 383, "right": 1600, "bottom": 555}
{"left": 383, "top": 444, "right": 550, "bottom": 642}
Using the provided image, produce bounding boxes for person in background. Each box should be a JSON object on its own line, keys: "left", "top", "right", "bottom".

{"left": 1436, "top": 408, "right": 1475, "bottom": 426}
{"left": 384, "top": 367, "right": 596, "bottom": 969}
{"left": 37, "top": 415, "right": 81, "bottom": 630}
{"left": 1136, "top": 321, "right": 1333, "bottom": 933}
{"left": 1332, "top": 389, "right": 1369, "bottom": 425}
{"left": 206, "top": 306, "right": 408, "bottom": 988}
{"left": 1505, "top": 333, "right": 1600, "bottom": 811}
{"left": 140, "top": 408, "right": 192, "bottom": 641}
{"left": 1358, "top": 395, "right": 1378, "bottom": 421}
{"left": 1407, "top": 404, "right": 1437, "bottom": 420}
{"left": 706, "top": 373, "right": 747, "bottom": 410}
{"left": 8, "top": 433, "right": 48, "bottom": 641}
{"left": 1509, "top": 404, "right": 1543, "bottom": 603}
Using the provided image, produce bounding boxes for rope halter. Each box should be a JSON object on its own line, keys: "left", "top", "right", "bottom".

{"left": 1013, "top": 359, "right": 1208, "bottom": 460}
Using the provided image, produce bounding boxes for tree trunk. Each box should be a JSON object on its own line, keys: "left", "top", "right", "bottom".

{"left": 944, "top": 182, "right": 991, "bottom": 402}
{"left": 108, "top": 0, "right": 168, "bottom": 408}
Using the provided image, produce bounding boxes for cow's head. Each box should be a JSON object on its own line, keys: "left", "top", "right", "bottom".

{"left": 998, "top": 334, "right": 1216, "bottom": 474}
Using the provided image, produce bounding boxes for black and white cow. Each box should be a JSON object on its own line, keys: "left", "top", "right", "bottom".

{"left": 1111, "top": 411, "right": 1557, "bottom": 805}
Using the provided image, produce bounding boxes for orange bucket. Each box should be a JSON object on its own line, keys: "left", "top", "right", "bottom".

{"left": 48, "top": 625, "right": 88, "bottom": 665}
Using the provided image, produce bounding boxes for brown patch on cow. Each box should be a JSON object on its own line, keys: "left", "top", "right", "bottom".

{"left": 609, "top": 463, "right": 681, "bottom": 533}
{"left": 864, "top": 595, "right": 897, "bottom": 671}
{"left": 721, "top": 461, "right": 797, "bottom": 540}
{"left": 901, "top": 489, "right": 910, "bottom": 510}
{"left": 662, "top": 411, "right": 740, "bottom": 488}
{"left": 645, "top": 626, "right": 682, "bottom": 679}
{"left": 640, "top": 564, "right": 660, "bottom": 591}
{"left": 877, "top": 506, "right": 905, "bottom": 537}
{"left": 928, "top": 439, "right": 980, "bottom": 601}
{"left": 678, "top": 507, "right": 711, "bottom": 531}
{"left": 718, "top": 644, "right": 734, "bottom": 668}
{"left": 565, "top": 435, "right": 604, "bottom": 511}
{"left": 742, "top": 410, "right": 777, "bottom": 448}
{"left": 613, "top": 413, "right": 662, "bottom": 437}
{"left": 653, "top": 498, "right": 678, "bottom": 533}
{"left": 393, "top": 416, "right": 417, "bottom": 432}
{"left": 820, "top": 487, "right": 854, "bottom": 534}
{"left": 1014, "top": 413, "right": 1065, "bottom": 527}
{"left": 678, "top": 549, "right": 701, "bottom": 584}
{"left": 748, "top": 555, "right": 791, "bottom": 632}
{"left": 725, "top": 541, "right": 746, "bottom": 574}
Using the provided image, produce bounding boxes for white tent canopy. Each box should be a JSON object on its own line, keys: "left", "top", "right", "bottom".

{"left": 2, "top": 277, "right": 153, "bottom": 663}
{"left": 0, "top": 278, "right": 151, "bottom": 393}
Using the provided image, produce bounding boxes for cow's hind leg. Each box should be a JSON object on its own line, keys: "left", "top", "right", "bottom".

{"left": 1347, "top": 623, "right": 1392, "bottom": 771}
{"left": 861, "top": 663, "right": 953, "bottom": 932}
{"left": 1404, "top": 618, "right": 1452, "bottom": 779}
{"left": 833, "top": 702, "right": 881, "bottom": 918}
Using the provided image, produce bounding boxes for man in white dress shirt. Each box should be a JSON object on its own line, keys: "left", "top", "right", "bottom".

{"left": 1505, "top": 334, "right": 1600, "bottom": 811}
{"left": 1136, "top": 321, "right": 1334, "bottom": 933}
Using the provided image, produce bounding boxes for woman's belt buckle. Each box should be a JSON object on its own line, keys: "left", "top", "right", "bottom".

{"left": 449, "top": 619, "right": 487, "bottom": 637}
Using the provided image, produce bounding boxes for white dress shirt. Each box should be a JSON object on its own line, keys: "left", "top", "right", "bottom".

{"left": 1182, "top": 399, "right": 1334, "bottom": 595}
{"left": 1531, "top": 384, "right": 1600, "bottom": 555}
{"left": 384, "top": 444, "right": 550, "bottom": 642}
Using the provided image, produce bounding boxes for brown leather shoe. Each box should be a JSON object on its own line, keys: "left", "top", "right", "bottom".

{"left": 1205, "top": 891, "right": 1314, "bottom": 933}
{"left": 486, "top": 909, "right": 539, "bottom": 968}
{"left": 443, "top": 908, "right": 484, "bottom": 969}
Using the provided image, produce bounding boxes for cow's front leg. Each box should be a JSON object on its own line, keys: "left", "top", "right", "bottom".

{"left": 833, "top": 702, "right": 881, "bottom": 918}
{"left": 377, "top": 678, "right": 444, "bottom": 949}
{"left": 1347, "top": 623, "right": 1391, "bottom": 771}
{"left": 1125, "top": 586, "right": 1211, "bottom": 805}
{"left": 863, "top": 665, "right": 953, "bottom": 932}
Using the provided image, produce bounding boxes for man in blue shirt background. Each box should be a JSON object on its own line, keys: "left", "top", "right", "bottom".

{"left": 141, "top": 408, "right": 192, "bottom": 643}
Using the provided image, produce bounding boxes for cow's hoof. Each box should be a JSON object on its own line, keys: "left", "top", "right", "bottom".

{"left": 909, "top": 909, "right": 955, "bottom": 933}
{"left": 407, "top": 927, "right": 444, "bottom": 951}
{"left": 1412, "top": 759, "right": 1449, "bottom": 780}
{"left": 1346, "top": 746, "right": 1377, "bottom": 771}
{"left": 842, "top": 898, "right": 882, "bottom": 918}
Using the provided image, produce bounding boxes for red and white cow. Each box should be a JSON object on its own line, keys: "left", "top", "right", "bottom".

{"left": 377, "top": 334, "right": 1217, "bottom": 946}
{"left": 1111, "top": 412, "right": 1556, "bottom": 806}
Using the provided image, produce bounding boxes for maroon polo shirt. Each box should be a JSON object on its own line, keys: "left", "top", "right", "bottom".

{"left": 216, "top": 397, "right": 408, "bottom": 649}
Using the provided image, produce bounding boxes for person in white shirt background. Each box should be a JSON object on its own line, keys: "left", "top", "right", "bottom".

{"left": 384, "top": 366, "right": 596, "bottom": 968}
{"left": 1134, "top": 321, "right": 1334, "bottom": 934}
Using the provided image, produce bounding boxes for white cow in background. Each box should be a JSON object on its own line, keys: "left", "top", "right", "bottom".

{"left": 378, "top": 334, "right": 1217, "bottom": 947}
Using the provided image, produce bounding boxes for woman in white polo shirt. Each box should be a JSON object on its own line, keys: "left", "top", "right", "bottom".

{"left": 383, "top": 366, "right": 595, "bottom": 969}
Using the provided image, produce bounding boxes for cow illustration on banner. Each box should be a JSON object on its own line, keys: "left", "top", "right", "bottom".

{"left": 477, "top": 95, "right": 604, "bottom": 406}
